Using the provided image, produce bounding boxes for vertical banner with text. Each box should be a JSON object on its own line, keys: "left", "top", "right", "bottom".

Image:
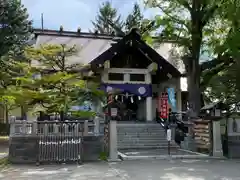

{"left": 158, "top": 92, "right": 169, "bottom": 119}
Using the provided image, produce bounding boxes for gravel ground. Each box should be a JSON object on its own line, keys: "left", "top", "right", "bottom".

{"left": 1, "top": 159, "right": 240, "bottom": 180}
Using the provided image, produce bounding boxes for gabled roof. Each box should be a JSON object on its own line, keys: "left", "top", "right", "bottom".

{"left": 33, "top": 29, "right": 182, "bottom": 79}
{"left": 33, "top": 28, "right": 118, "bottom": 40}
{"left": 90, "top": 29, "right": 181, "bottom": 79}
{"left": 33, "top": 29, "right": 116, "bottom": 66}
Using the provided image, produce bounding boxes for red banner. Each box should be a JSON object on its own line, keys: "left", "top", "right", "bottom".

{"left": 158, "top": 92, "right": 169, "bottom": 119}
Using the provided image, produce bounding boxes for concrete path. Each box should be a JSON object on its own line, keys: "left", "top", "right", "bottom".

{"left": 1, "top": 159, "right": 240, "bottom": 179}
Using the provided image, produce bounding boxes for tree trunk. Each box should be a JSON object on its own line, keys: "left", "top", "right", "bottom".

{"left": 188, "top": 71, "right": 201, "bottom": 117}
{"left": 60, "top": 111, "right": 64, "bottom": 121}
{"left": 186, "top": 2, "right": 203, "bottom": 118}
{"left": 5, "top": 105, "right": 8, "bottom": 124}
{"left": 21, "top": 106, "right": 27, "bottom": 120}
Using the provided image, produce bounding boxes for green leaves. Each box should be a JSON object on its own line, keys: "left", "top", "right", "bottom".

{"left": 0, "top": 0, "right": 32, "bottom": 57}
{"left": 11, "top": 44, "right": 105, "bottom": 117}
{"left": 91, "top": 1, "right": 123, "bottom": 34}
{"left": 125, "top": 3, "right": 144, "bottom": 32}
{"left": 143, "top": 0, "right": 239, "bottom": 114}
{"left": 200, "top": 0, "right": 240, "bottom": 107}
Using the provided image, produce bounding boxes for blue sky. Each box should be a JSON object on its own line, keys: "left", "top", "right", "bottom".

{"left": 22, "top": 0, "right": 159, "bottom": 32}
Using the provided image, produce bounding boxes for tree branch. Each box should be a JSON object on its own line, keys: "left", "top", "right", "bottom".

{"left": 201, "top": 5, "right": 219, "bottom": 27}
{"left": 175, "top": 0, "right": 192, "bottom": 11}
{"left": 156, "top": 5, "right": 190, "bottom": 30}
{"left": 154, "top": 33, "right": 190, "bottom": 48}
{"left": 201, "top": 55, "right": 234, "bottom": 88}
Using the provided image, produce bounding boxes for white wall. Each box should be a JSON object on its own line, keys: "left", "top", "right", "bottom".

{"left": 8, "top": 107, "right": 37, "bottom": 121}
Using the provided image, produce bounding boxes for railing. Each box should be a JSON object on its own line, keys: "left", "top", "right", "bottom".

{"left": 9, "top": 117, "right": 105, "bottom": 137}
{"left": 9, "top": 117, "right": 105, "bottom": 164}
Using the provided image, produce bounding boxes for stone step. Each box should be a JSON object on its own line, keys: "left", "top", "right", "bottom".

{"left": 116, "top": 124, "right": 175, "bottom": 150}
{"left": 117, "top": 141, "right": 178, "bottom": 146}
{"left": 118, "top": 139, "right": 174, "bottom": 143}
{"left": 118, "top": 128, "right": 165, "bottom": 133}
{"left": 117, "top": 141, "right": 178, "bottom": 149}
{"left": 118, "top": 136, "right": 167, "bottom": 140}
{"left": 117, "top": 138, "right": 175, "bottom": 143}
{"left": 117, "top": 129, "right": 165, "bottom": 132}
{"left": 117, "top": 143, "right": 170, "bottom": 147}
{"left": 116, "top": 124, "right": 162, "bottom": 128}
{"left": 118, "top": 138, "right": 175, "bottom": 143}
{"left": 117, "top": 127, "right": 164, "bottom": 130}
{"left": 118, "top": 135, "right": 167, "bottom": 139}
{"left": 117, "top": 133, "right": 166, "bottom": 137}
{"left": 118, "top": 143, "right": 169, "bottom": 147}
{"left": 117, "top": 126, "right": 164, "bottom": 130}
{"left": 117, "top": 126, "right": 164, "bottom": 128}
{"left": 118, "top": 131, "right": 165, "bottom": 134}
{"left": 117, "top": 144, "right": 178, "bottom": 149}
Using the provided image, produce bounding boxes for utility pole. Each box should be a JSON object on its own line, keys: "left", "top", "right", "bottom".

{"left": 41, "top": 13, "right": 44, "bottom": 31}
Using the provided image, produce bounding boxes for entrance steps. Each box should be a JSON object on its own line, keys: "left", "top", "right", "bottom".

{"left": 117, "top": 123, "right": 178, "bottom": 149}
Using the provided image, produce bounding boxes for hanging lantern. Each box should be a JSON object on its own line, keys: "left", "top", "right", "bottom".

{"left": 138, "top": 96, "right": 141, "bottom": 100}
{"left": 115, "top": 95, "right": 118, "bottom": 100}
{"left": 131, "top": 96, "right": 134, "bottom": 103}
{"left": 126, "top": 92, "right": 129, "bottom": 98}
{"left": 121, "top": 95, "right": 124, "bottom": 102}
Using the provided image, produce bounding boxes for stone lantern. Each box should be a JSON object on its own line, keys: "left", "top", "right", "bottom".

{"left": 200, "top": 102, "right": 227, "bottom": 157}
{"left": 201, "top": 102, "right": 224, "bottom": 119}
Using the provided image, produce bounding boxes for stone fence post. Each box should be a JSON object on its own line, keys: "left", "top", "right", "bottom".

{"left": 212, "top": 120, "right": 223, "bottom": 157}
{"left": 84, "top": 120, "right": 89, "bottom": 136}
{"left": 9, "top": 116, "right": 16, "bottom": 136}
{"left": 94, "top": 116, "right": 100, "bottom": 136}
{"left": 108, "top": 120, "right": 118, "bottom": 161}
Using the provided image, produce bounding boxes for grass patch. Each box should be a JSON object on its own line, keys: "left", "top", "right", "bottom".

{"left": 99, "top": 151, "right": 108, "bottom": 161}
{"left": 0, "top": 157, "right": 9, "bottom": 169}
{"left": 0, "top": 136, "right": 9, "bottom": 146}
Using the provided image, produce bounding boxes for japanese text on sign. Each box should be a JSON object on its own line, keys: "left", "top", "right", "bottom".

{"left": 158, "top": 92, "right": 169, "bottom": 119}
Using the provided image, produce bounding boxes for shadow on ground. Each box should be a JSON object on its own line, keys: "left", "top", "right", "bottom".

{"left": 1, "top": 159, "right": 240, "bottom": 179}
{"left": 109, "top": 159, "right": 240, "bottom": 180}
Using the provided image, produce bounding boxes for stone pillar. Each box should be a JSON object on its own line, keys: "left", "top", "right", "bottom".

{"left": 212, "top": 120, "right": 223, "bottom": 157}
{"left": 108, "top": 120, "right": 118, "bottom": 161}
{"left": 146, "top": 96, "right": 153, "bottom": 121}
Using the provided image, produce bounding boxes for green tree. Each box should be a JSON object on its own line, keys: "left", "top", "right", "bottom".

{"left": 125, "top": 3, "right": 144, "bottom": 32}
{"left": 0, "top": 50, "right": 31, "bottom": 122}
{"left": 201, "top": 0, "right": 240, "bottom": 109}
{"left": 0, "top": 0, "right": 32, "bottom": 59}
{"left": 10, "top": 45, "right": 104, "bottom": 120}
{"left": 144, "top": 0, "right": 229, "bottom": 117}
{"left": 92, "top": 1, "right": 123, "bottom": 34}
{"left": 0, "top": 0, "right": 31, "bottom": 121}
